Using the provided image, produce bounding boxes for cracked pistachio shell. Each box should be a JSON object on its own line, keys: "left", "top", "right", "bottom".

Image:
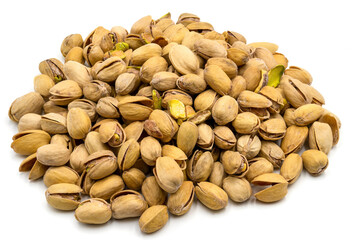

{"left": 204, "top": 65, "right": 232, "bottom": 95}
{"left": 131, "top": 43, "right": 162, "bottom": 66}
{"left": 319, "top": 111, "right": 340, "bottom": 146}
{"left": 259, "top": 141, "right": 285, "bottom": 169}
{"left": 40, "top": 113, "right": 67, "bottom": 134}
{"left": 181, "top": 31, "right": 204, "bottom": 50}
{"left": 96, "top": 97, "right": 120, "bottom": 118}
{"left": 125, "top": 34, "right": 144, "bottom": 50}
{"left": 161, "top": 89, "right": 193, "bottom": 108}
{"left": 308, "top": 85, "right": 325, "bottom": 105}
{"left": 206, "top": 57, "right": 238, "bottom": 79}
{"left": 284, "top": 66, "right": 313, "bottom": 85}
{"left": 49, "top": 80, "right": 82, "bottom": 106}
{"left": 83, "top": 26, "right": 110, "bottom": 48}
{"left": 140, "top": 56, "right": 168, "bottom": 83}
{"left": 237, "top": 90, "right": 272, "bottom": 108}
{"left": 229, "top": 76, "right": 247, "bottom": 99}
{"left": 39, "top": 58, "right": 66, "bottom": 82}
{"left": 83, "top": 80, "right": 111, "bottom": 102}
{"left": 236, "top": 135, "right": 261, "bottom": 160}
{"left": 273, "top": 53, "right": 288, "bottom": 68}
{"left": 63, "top": 61, "right": 92, "bottom": 88}
{"left": 223, "top": 31, "right": 246, "bottom": 44}
{"left": 43, "top": 166, "right": 79, "bottom": 187}
{"left": 223, "top": 177, "right": 251, "bottom": 203}
{"left": 115, "top": 72, "right": 141, "bottom": 95}
{"left": 70, "top": 144, "right": 89, "bottom": 173}
{"left": 89, "top": 174, "right": 125, "bottom": 201}
{"left": 253, "top": 47, "right": 277, "bottom": 69}
{"left": 302, "top": 150, "right": 328, "bottom": 176}
{"left": 130, "top": 15, "right": 152, "bottom": 34}
{"left": 309, "top": 122, "right": 333, "bottom": 154}
{"left": 187, "top": 150, "right": 214, "bottom": 182}
{"left": 68, "top": 99, "right": 97, "bottom": 122}
{"left": 100, "top": 32, "right": 122, "bottom": 52}
{"left": 282, "top": 77, "right": 312, "bottom": 108}
{"left": 18, "top": 113, "right": 42, "bottom": 132}
{"left": 9, "top": 92, "right": 44, "bottom": 122}
{"left": 34, "top": 74, "right": 55, "bottom": 97}
{"left": 194, "top": 39, "right": 227, "bottom": 59}
{"left": 84, "top": 131, "right": 110, "bottom": 154}
{"left": 162, "top": 145, "right": 187, "bottom": 162}
{"left": 167, "top": 181, "right": 194, "bottom": 216}
{"left": 280, "top": 153, "right": 303, "bottom": 184}
{"left": 99, "top": 120, "right": 126, "bottom": 148}
{"left": 164, "top": 24, "right": 189, "bottom": 43}
{"left": 259, "top": 86, "right": 284, "bottom": 113}
{"left": 140, "top": 136, "right": 162, "bottom": 166}
{"left": 187, "top": 110, "right": 211, "bottom": 125}
{"left": 61, "top": 34, "right": 83, "bottom": 57}
{"left": 144, "top": 110, "right": 178, "bottom": 143}
{"left": 187, "top": 21, "right": 213, "bottom": 33}
{"left": 111, "top": 26, "right": 128, "bottom": 42}
{"left": 122, "top": 168, "right": 146, "bottom": 191}
{"left": 176, "top": 74, "right": 207, "bottom": 94}
{"left": 227, "top": 47, "right": 250, "bottom": 66}
{"left": 294, "top": 104, "right": 324, "bottom": 126}
{"left": 154, "top": 157, "right": 184, "bottom": 193}
{"left": 213, "top": 126, "right": 236, "bottom": 150}
{"left": 212, "top": 95, "right": 238, "bottom": 125}
{"left": 67, "top": 108, "right": 91, "bottom": 139}
{"left": 150, "top": 72, "right": 178, "bottom": 91}
{"left": 93, "top": 57, "right": 127, "bottom": 83}
{"left": 284, "top": 108, "right": 296, "bottom": 127}
{"left": 65, "top": 47, "right": 84, "bottom": 64}
{"left": 195, "top": 182, "right": 228, "bottom": 210}
{"left": 118, "top": 95, "right": 153, "bottom": 121}
{"left": 45, "top": 183, "right": 82, "bottom": 210}
{"left": 252, "top": 173, "right": 288, "bottom": 203}
{"left": 50, "top": 134, "right": 73, "bottom": 151}
{"left": 84, "top": 150, "right": 118, "bottom": 180}
{"left": 239, "top": 58, "right": 268, "bottom": 91}
{"left": 117, "top": 139, "right": 140, "bottom": 171}
{"left": 19, "top": 153, "right": 48, "bottom": 180}
{"left": 197, "top": 123, "right": 214, "bottom": 150}
{"left": 110, "top": 190, "right": 148, "bottom": 219}
{"left": 139, "top": 205, "right": 169, "bottom": 234}
{"left": 36, "top": 144, "right": 71, "bottom": 166}
{"left": 78, "top": 169, "right": 95, "bottom": 194}
{"left": 281, "top": 125, "right": 308, "bottom": 155}
{"left": 209, "top": 162, "right": 226, "bottom": 187}
{"left": 232, "top": 112, "right": 260, "bottom": 134}
{"left": 259, "top": 118, "right": 287, "bottom": 140}
{"left": 142, "top": 176, "right": 167, "bottom": 207}
{"left": 177, "top": 122, "right": 198, "bottom": 156}
{"left": 169, "top": 44, "right": 199, "bottom": 75}
{"left": 232, "top": 41, "right": 254, "bottom": 55}
{"left": 194, "top": 89, "right": 218, "bottom": 111}
{"left": 248, "top": 42, "right": 278, "bottom": 54}
{"left": 11, "top": 130, "right": 51, "bottom": 155}
{"left": 221, "top": 151, "right": 249, "bottom": 178}
{"left": 124, "top": 121, "right": 144, "bottom": 141}
{"left": 246, "top": 157, "right": 274, "bottom": 182}
{"left": 75, "top": 198, "right": 112, "bottom": 225}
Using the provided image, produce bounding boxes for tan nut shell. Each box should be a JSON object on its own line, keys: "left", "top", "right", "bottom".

{"left": 167, "top": 181, "right": 194, "bottom": 216}
{"left": 139, "top": 205, "right": 169, "bottom": 234}
{"left": 195, "top": 181, "right": 228, "bottom": 210}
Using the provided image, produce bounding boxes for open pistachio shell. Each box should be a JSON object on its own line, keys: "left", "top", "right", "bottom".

{"left": 11, "top": 130, "right": 51, "bottom": 155}
{"left": 167, "top": 181, "right": 194, "bottom": 216}
{"left": 281, "top": 125, "right": 308, "bottom": 155}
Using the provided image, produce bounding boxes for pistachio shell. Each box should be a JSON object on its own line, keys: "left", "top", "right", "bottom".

{"left": 167, "top": 181, "right": 194, "bottom": 216}
{"left": 84, "top": 150, "right": 118, "bottom": 180}
{"left": 284, "top": 66, "right": 313, "bottom": 85}
{"left": 18, "top": 113, "right": 42, "bottom": 132}
{"left": 45, "top": 183, "right": 82, "bottom": 210}
{"left": 232, "top": 112, "right": 260, "bottom": 134}
{"left": 302, "top": 150, "right": 328, "bottom": 176}
{"left": 204, "top": 65, "right": 232, "bottom": 95}
{"left": 75, "top": 198, "right": 112, "bottom": 225}
{"left": 213, "top": 126, "right": 236, "bottom": 150}
{"left": 212, "top": 95, "right": 238, "bottom": 125}
{"left": 117, "top": 139, "right": 140, "bottom": 171}
{"left": 142, "top": 176, "right": 167, "bottom": 207}
{"left": 131, "top": 43, "right": 162, "bottom": 66}
{"left": 248, "top": 42, "right": 279, "bottom": 54}
{"left": 281, "top": 125, "right": 309, "bottom": 155}
{"left": 195, "top": 182, "right": 228, "bottom": 210}
{"left": 154, "top": 156, "right": 184, "bottom": 193}
{"left": 319, "top": 111, "right": 340, "bottom": 146}
{"left": 9, "top": 92, "right": 44, "bottom": 122}
{"left": 49, "top": 80, "right": 82, "bottom": 106}
{"left": 63, "top": 61, "right": 92, "bottom": 88}
{"left": 259, "top": 141, "right": 285, "bottom": 168}
{"left": 139, "top": 205, "right": 169, "bottom": 234}
{"left": 177, "top": 122, "right": 198, "bottom": 157}
{"left": 84, "top": 131, "right": 110, "bottom": 154}
{"left": 122, "top": 168, "right": 146, "bottom": 190}
{"left": 187, "top": 150, "right": 214, "bottom": 182}
{"left": 67, "top": 108, "right": 91, "bottom": 139}
{"left": 246, "top": 157, "right": 274, "bottom": 182}
{"left": 223, "top": 177, "right": 252, "bottom": 202}
{"left": 43, "top": 166, "right": 79, "bottom": 187}
{"left": 140, "top": 136, "right": 162, "bottom": 166}
{"left": 293, "top": 104, "right": 324, "bottom": 126}
{"left": 194, "top": 89, "right": 218, "bottom": 111}
{"left": 169, "top": 44, "right": 199, "bottom": 75}
{"left": 209, "top": 162, "right": 226, "bottom": 187}
{"left": 89, "top": 175, "right": 125, "bottom": 200}
{"left": 280, "top": 153, "right": 303, "bottom": 184}
{"left": 259, "top": 118, "right": 287, "bottom": 140}
{"left": 111, "top": 190, "right": 148, "bottom": 219}
{"left": 308, "top": 122, "right": 333, "bottom": 154}
{"left": 254, "top": 182, "right": 288, "bottom": 203}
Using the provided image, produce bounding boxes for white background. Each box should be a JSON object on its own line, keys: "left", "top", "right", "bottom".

{"left": 1, "top": 0, "right": 359, "bottom": 239}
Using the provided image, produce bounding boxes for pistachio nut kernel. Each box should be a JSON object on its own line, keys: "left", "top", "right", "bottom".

{"left": 195, "top": 182, "right": 228, "bottom": 210}
{"left": 75, "top": 198, "right": 112, "bottom": 225}
{"left": 139, "top": 205, "right": 169, "bottom": 234}
{"left": 45, "top": 183, "right": 82, "bottom": 210}
{"left": 302, "top": 150, "right": 328, "bottom": 176}
{"left": 99, "top": 120, "right": 126, "bottom": 148}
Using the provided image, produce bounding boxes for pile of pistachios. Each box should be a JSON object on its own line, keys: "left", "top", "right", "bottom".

{"left": 9, "top": 12, "right": 340, "bottom": 233}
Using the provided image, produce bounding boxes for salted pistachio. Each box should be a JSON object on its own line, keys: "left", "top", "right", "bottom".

{"left": 223, "top": 31, "right": 246, "bottom": 44}
{"left": 236, "top": 135, "right": 261, "bottom": 160}
{"left": 308, "top": 85, "right": 325, "bottom": 105}
{"left": 177, "top": 122, "right": 198, "bottom": 156}
{"left": 18, "top": 113, "right": 42, "bottom": 132}
{"left": 89, "top": 175, "right": 125, "bottom": 201}
{"left": 154, "top": 156, "right": 184, "bottom": 193}
{"left": 99, "top": 120, "right": 126, "bottom": 148}
{"left": 177, "top": 13, "right": 200, "bottom": 26}
{"left": 93, "top": 57, "right": 127, "bottom": 83}
{"left": 125, "top": 34, "right": 144, "bottom": 50}
{"left": 131, "top": 43, "right": 162, "bottom": 66}
{"left": 187, "top": 110, "right": 211, "bottom": 125}
{"left": 50, "top": 134, "right": 73, "bottom": 152}
{"left": 75, "top": 198, "right": 111, "bottom": 225}
{"left": 181, "top": 31, "right": 204, "bottom": 50}
{"left": 213, "top": 126, "right": 236, "bottom": 150}
{"left": 259, "top": 86, "right": 284, "bottom": 113}
{"left": 168, "top": 44, "right": 199, "bottom": 75}
{"left": 139, "top": 205, "right": 168, "bottom": 234}
{"left": 195, "top": 181, "right": 228, "bottom": 210}
{"left": 187, "top": 21, "right": 213, "bottom": 34}
{"left": 11, "top": 130, "right": 50, "bottom": 155}
{"left": 164, "top": 23, "right": 189, "bottom": 43}
{"left": 39, "top": 58, "right": 66, "bottom": 82}
{"left": 194, "top": 38, "right": 227, "bottom": 59}
{"left": 40, "top": 113, "right": 67, "bottom": 134}
{"left": 78, "top": 169, "right": 95, "bottom": 194}
{"left": 246, "top": 157, "right": 274, "bottom": 182}
{"left": 248, "top": 42, "right": 278, "bottom": 54}
{"left": 319, "top": 111, "right": 340, "bottom": 146}
{"left": 253, "top": 47, "right": 277, "bottom": 69}
{"left": 150, "top": 72, "right": 178, "bottom": 91}
{"left": 252, "top": 173, "right": 288, "bottom": 203}
{"left": 84, "top": 150, "right": 117, "bottom": 180}
{"left": 239, "top": 58, "right": 268, "bottom": 91}
{"left": 122, "top": 168, "right": 146, "bottom": 191}
{"left": 302, "top": 150, "right": 328, "bottom": 176}
{"left": 68, "top": 99, "right": 97, "bottom": 122}
{"left": 111, "top": 190, "right": 148, "bottom": 219}
{"left": 209, "top": 162, "right": 226, "bottom": 187}
{"left": 62, "top": 61, "right": 92, "bottom": 88}
{"left": 259, "top": 118, "right": 287, "bottom": 140}
{"left": 282, "top": 76, "right": 312, "bottom": 108}
{"left": 273, "top": 53, "right": 288, "bottom": 68}
{"left": 309, "top": 121, "right": 333, "bottom": 154}
{"left": 284, "top": 108, "right": 296, "bottom": 127}
{"left": 111, "top": 26, "right": 128, "bottom": 42}
{"left": 9, "top": 92, "right": 44, "bottom": 122}
{"left": 162, "top": 145, "right": 188, "bottom": 168}
{"left": 197, "top": 123, "right": 214, "bottom": 150}
{"left": 129, "top": 15, "right": 152, "bottom": 35}
{"left": 84, "top": 43, "right": 104, "bottom": 66}
{"left": 204, "top": 65, "right": 232, "bottom": 95}
{"left": 49, "top": 80, "right": 82, "bottom": 106}
{"left": 162, "top": 89, "right": 193, "bottom": 108}
{"left": 281, "top": 125, "right": 309, "bottom": 155}
{"left": 66, "top": 108, "right": 91, "bottom": 139}
{"left": 176, "top": 74, "right": 207, "bottom": 94}
{"left": 221, "top": 151, "right": 248, "bottom": 178}
{"left": 65, "top": 47, "right": 84, "bottom": 64}
{"left": 144, "top": 110, "right": 178, "bottom": 143}
{"left": 36, "top": 144, "right": 70, "bottom": 166}
{"left": 115, "top": 72, "right": 141, "bottom": 95}
{"left": 19, "top": 153, "right": 48, "bottom": 180}
{"left": 204, "top": 31, "right": 225, "bottom": 40}
{"left": 167, "top": 181, "right": 194, "bottom": 216}
{"left": 61, "top": 34, "right": 83, "bottom": 57}
{"left": 280, "top": 153, "right": 303, "bottom": 184}
{"left": 212, "top": 95, "right": 238, "bottom": 125}
{"left": 83, "top": 26, "right": 109, "bottom": 48}
{"left": 140, "top": 56, "right": 168, "bottom": 84}
{"left": 142, "top": 176, "right": 167, "bottom": 207}
{"left": 238, "top": 90, "right": 272, "bottom": 109}
{"left": 124, "top": 121, "right": 144, "bottom": 141}
{"left": 284, "top": 66, "right": 313, "bottom": 85}
{"left": 187, "top": 150, "right": 214, "bottom": 182}
{"left": 194, "top": 89, "right": 218, "bottom": 111}
{"left": 232, "top": 41, "right": 254, "bottom": 55}
{"left": 205, "top": 57, "right": 237, "bottom": 79}
{"left": 259, "top": 141, "right": 285, "bottom": 168}
{"left": 33, "top": 74, "right": 55, "bottom": 97}
{"left": 100, "top": 31, "right": 122, "bottom": 52}
{"left": 83, "top": 80, "right": 111, "bottom": 102}
{"left": 232, "top": 112, "right": 260, "bottom": 135}
{"left": 84, "top": 131, "right": 110, "bottom": 154}
{"left": 229, "top": 76, "right": 247, "bottom": 99}
{"left": 294, "top": 104, "right": 324, "bottom": 126}
{"left": 227, "top": 47, "right": 250, "bottom": 66}
{"left": 70, "top": 144, "right": 89, "bottom": 173}
{"left": 140, "top": 136, "right": 162, "bottom": 166}
{"left": 117, "top": 139, "right": 140, "bottom": 171}
{"left": 45, "top": 183, "right": 82, "bottom": 210}
{"left": 43, "top": 166, "right": 79, "bottom": 187}
{"left": 96, "top": 97, "right": 120, "bottom": 118}
{"left": 223, "top": 177, "right": 251, "bottom": 203}
{"left": 117, "top": 95, "right": 153, "bottom": 121}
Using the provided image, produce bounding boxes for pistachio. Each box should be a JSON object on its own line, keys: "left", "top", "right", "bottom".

{"left": 195, "top": 182, "right": 228, "bottom": 210}
{"left": 302, "top": 150, "right": 328, "bottom": 176}
{"left": 154, "top": 156, "right": 184, "bottom": 193}
{"left": 273, "top": 53, "right": 288, "bottom": 68}
{"left": 162, "top": 89, "right": 193, "bottom": 108}
{"left": 99, "top": 120, "right": 126, "bottom": 148}
{"left": 84, "top": 150, "right": 118, "bottom": 180}
{"left": 284, "top": 66, "right": 313, "bottom": 85}
{"left": 319, "top": 111, "right": 340, "bottom": 146}
{"left": 122, "top": 168, "right": 146, "bottom": 190}
{"left": 84, "top": 131, "right": 110, "bottom": 154}
{"left": 223, "top": 177, "right": 252, "bottom": 203}
{"left": 206, "top": 57, "right": 238, "bottom": 79}
{"left": 19, "top": 153, "right": 48, "bottom": 180}
{"left": 83, "top": 80, "right": 111, "bottom": 102}
{"left": 236, "top": 135, "right": 261, "bottom": 160}
{"left": 280, "top": 153, "right": 303, "bottom": 184}
{"left": 117, "top": 139, "right": 140, "bottom": 171}
{"left": 204, "top": 65, "right": 232, "bottom": 95}
{"left": 308, "top": 122, "right": 333, "bottom": 154}
{"left": 293, "top": 104, "right": 324, "bottom": 126}
{"left": 259, "top": 118, "right": 287, "bottom": 140}
{"left": 36, "top": 144, "right": 70, "bottom": 166}
{"left": 118, "top": 95, "right": 153, "bottom": 121}
{"left": 253, "top": 47, "right": 277, "bottom": 69}
{"left": 89, "top": 175, "right": 125, "bottom": 201}
{"left": 65, "top": 47, "right": 84, "bottom": 64}
{"left": 194, "top": 39, "right": 227, "bottom": 59}
{"left": 131, "top": 43, "right": 162, "bottom": 66}
{"left": 280, "top": 125, "right": 309, "bottom": 155}
{"left": 229, "top": 76, "right": 247, "bottom": 99}
{"left": 68, "top": 99, "right": 97, "bottom": 122}
{"left": 43, "top": 166, "right": 79, "bottom": 187}
{"left": 142, "top": 176, "right": 167, "bottom": 207}
{"left": 140, "top": 136, "right": 162, "bottom": 166}
{"left": 144, "top": 110, "right": 178, "bottom": 143}
{"left": 282, "top": 77, "right": 312, "bottom": 108}
{"left": 169, "top": 44, "right": 199, "bottom": 75}
{"left": 139, "top": 205, "right": 169, "bottom": 234}
{"left": 259, "top": 141, "right": 285, "bottom": 168}
{"left": 111, "top": 190, "right": 148, "bottom": 219}
{"left": 213, "top": 126, "right": 236, "bottom": 150}
{"left": 61, "top": 34, "right": 83, "bottom": 57}
{"left": 177, "top": 122, "right": 198, "bottom": 156}
{"left": 75, "top": 198, "right": 112, "bottom": 225}
{"left": 194, "top": 89, "right": 218, "bottom": 111}
{"left": 9, "top": 92, "right": 44, "bottom": 122}
{"left": 239, "top": 58, "right": 268, "bottom": 91}
{"left": 83, "top": 44, "right": 104, "bottom": 67}
{"left": 223, "top": 31, "right": 247, "bottom": 44}
{"left": 150, "top": 72, "right": 178, "bottom": 91}
{"left": 248, "top": 42, "right": 278, "bottom": 54}
{"left": 18, "top": 113, "right": 42, "bottom": 132}
{"left": 176, "top": 74, "right": 207, "bottom": 94}
{"left": 115, "top": 72, "right": 141, "bottom": 95}
{"left": 187, "top": 150, "right": 214, "bottom": 182}
{"left": 167, "top": 181, "right": 194, "bottom": 216}
{"left": 227, "top": 47, "right": 250, "bottom": 66}
{"left": 140, "top": 56, "right": 168, "bottom": 83}
{"left": 67, "top": 108, "right": 91, "bottom": 139}
{"left": 252, "top": 173, "right": 288, "bottom": 203}
{"left": 246, "top": 157, "right": 274, "bottom": 182}
{"left": 209, "top": 162, "right": 226, "bottom": 187}
{"left": 124, "top": 121, "right": 144, "bottom": 141}
{"left": 212, "top": 95, "right": 238, "bottom": 125}
{"left": 197, "top": 123, "right": 214, "bottom": 150}
{"left": 232, "top": 112, "right": 260, "bottom": 135}
{"left": 34, "top": 74, "right": 55, "bottom": 98}
{"left": 50, "top": 134, "right": 73, "bottom": 151}
{"left": 39, "top": 58, "right": 66, "bottom": 82}
{"left": 96, "top": 97, "right": 120, "bottom": 118}
{"left": 221, "top": 151, "right": 248, "bottom": 178}
{"left": 45, "top": 183, "right": 82, "bottom": 210}
{"left": 49, "top": 80, "right": 82, "bottom": 106}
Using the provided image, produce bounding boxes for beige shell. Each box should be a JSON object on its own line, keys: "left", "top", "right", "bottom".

{"left": 280, "top": 153, "right": 303, "bottom": 184}
{"left": 75, "top": 198, "right": 112, "bottom": 225}
{"left": 67, "top": 108, "right": 91, "bottom": 139}
{"left": 195, "top": 182, "right": 228, "bottom": 210}
{"left": 169, "top": 44, "right": 199, "bottom": 75}
{"left": 212, "top": 95, "right": 238, "bottom": 125}
{"left": 45, "top": 183, "right": 82, "bottom": 210}
{"left": 204, "top": 65, "right": 232, "bottom": 95}
{"left": 139, "top": 205, "right": 169, "bottom": 234}
{"left": 9, "top": 92, "right": 44, "bottom": 122}
{"left": 308, "top": 121, "right": 333, "bottom": 154}
{"left": 223, "top": 177, "right": 252, "bottom": 203}
{"left": 11, "top": 130, "right": 51, "bottom": 155}
{"left": 154, "top": 156, "right": 184, "bottom": 193}
{"left": 167, "top": 181, "right": 194, "bottom": 216}
{"left": 281, "top": 125, "right": 309, "bottom": 155}
{"left": 110, "top": 190, "right": 148, "bottom": 219}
